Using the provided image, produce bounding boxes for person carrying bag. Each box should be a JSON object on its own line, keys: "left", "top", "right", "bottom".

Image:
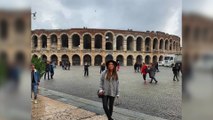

{"left": 98, "top": 60, "right": 119, "bottom": 120}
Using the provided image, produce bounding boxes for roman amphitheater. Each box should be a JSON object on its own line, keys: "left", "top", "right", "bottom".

{"left": 31, "top": 28, "right": 181, "bottom": 66}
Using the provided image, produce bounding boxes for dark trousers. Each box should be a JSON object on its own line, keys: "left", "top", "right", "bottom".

{"left": 44, "top": 71, "right": 50, "bottom": 80}
{"left": 143, "top": 74, "right": 147, "bottom": 81}
{"left": 156, "top": 67, "right": 159, "bottom": 72}
{"left": 50, "top": 72, "right": 54, "bottom": 79}
{"left": 102, "top": 96, "right": 115, "bottom": 120}
{"left": 150, "top": 76, "right": 157, "bottom": 83}
{"left": 173, "top": 74, "right": 179, "bottom": 81}
{"left": 84, "top": 69, "right": 89, "bottom": 76}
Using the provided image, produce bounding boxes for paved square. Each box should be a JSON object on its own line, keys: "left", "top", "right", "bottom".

{"left": 40, "top": 66, "right": 181, "bottom": 120}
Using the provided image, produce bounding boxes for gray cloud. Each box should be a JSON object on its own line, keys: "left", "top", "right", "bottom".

{"left": 32, "top": 0, "right": 181, "bottom": 36}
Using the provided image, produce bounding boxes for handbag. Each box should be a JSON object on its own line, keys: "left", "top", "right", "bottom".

{"left": 97, "top": 89, "right": 104, "bottom": 98}
{"left": 114, "top": 97, "right": 121, "bottom": 106}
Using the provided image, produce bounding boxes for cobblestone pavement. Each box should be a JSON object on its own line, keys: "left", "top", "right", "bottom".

{"left": 40, "top": 66, "right": 181, "bottom": 120}
{"left": 32, "top": 95, "right": 107, "bottom": 120}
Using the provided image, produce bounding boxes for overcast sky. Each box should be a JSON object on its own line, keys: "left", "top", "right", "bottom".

{"left": 0, "top": 0, "right": 183, "bottom": 36}
{"left": 30, "top": 0, "right": 182, "bottom": 36}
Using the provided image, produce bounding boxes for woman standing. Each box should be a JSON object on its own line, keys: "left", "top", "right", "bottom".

{"left": 99, "top": 60, "right": 119, "bottom": 120}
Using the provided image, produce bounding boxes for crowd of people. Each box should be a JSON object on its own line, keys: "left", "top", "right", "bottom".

{"left": 60, "top": 60, "right": 71, "bottom": 70}
{"left": 44, "top": 61, "right": 55, "bottom": 80}
{"left": 31, "top": 59, "right": 182, "bottom": 107}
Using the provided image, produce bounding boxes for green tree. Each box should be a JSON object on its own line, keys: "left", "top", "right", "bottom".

{"left": 31, "top": 57, "right": 46, "bottom": 79}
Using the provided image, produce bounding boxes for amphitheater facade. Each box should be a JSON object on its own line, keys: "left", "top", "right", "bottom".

{"left": 31, "top": 28, "right": 181, "bottom": 66}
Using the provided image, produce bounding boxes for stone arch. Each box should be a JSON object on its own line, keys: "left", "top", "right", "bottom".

{"left": 105, "top": 31, "right": 114, "bottom": 42}
{"left": 95, "top": 34, "right": 102, "bottom": 49}
{"left": 116, "top": 35, "right": 124, "bottom": 50}
{"left": 116, "top": 55, "right": 124, "bottom": 66}
{"left": 72, "top": 34, "right": 80, "bottom": 48}
{"left": 32, "top": 35, "right": 38, "bottom": 48}
{"left": 83, "top": 54, "right": 92, "bottom": 65}
{"left": 153, "top": 38, "right": 158, "bottom": 50}
{"left": 136, "top": 37, "right": 142, "bottom": 51}
{"left": 159, "top": 39, "right": 164, "bottom": 50}
{"left": 169, "top": 39, "right": 172, "bottom": 51}
{"left": 106, "top": 42, "right": 113, "bottom": 50}
{"left": 145, "top": 37, "right": 151, "bottom": 52}
{"left": 94, "top": 55, "right": 103, "bottom": 66}
{"left": 41, "top": 35, "right": 47, "bottom": 48}
{"left": 83, "top": 34, "right": 92, "bottom": 49}
{"left": 72, "top": 54, "right": 81, "bottom": 66}
{"left": 105, "top": 54, "right": 113, "bottom": 62}
{"left": 127, "top": 36, "right": 134, "bottom": 51}
{"left": 152, "top": 55, "right": 158, "bottom": 63}
{"left": 173, "top": 41, "right": 176, "bottom": 51}
{"left": 159, "top": 55, "right": 163, "bottom": 61}
{"left": 61, "top": 54, "right": 69, "bottom": 62}
{"left": 61, "top": 34, "right": 69, "bottom": 48}
{"left": 105, "top": 32, "right": 114, "bottom": 50}
{"left": 165, "top": 40, "right": 169, "bottom": 50}
{"left": 127, "top": 55, "right": 133, "bottom": 66}
{"left": 136, "top": 55, "right": 143, "bottom": 64}
{"left": 32, "top": 54, "right": 38, "bottom": 59}
{"left": 0, "top": 19, "right": 8, "bottom": 40}
{"left": 50, "top": 34, "right": 58, "bottom": 48}
{"left": 50, "top": 54, "right": 58, "bottom": 65}
{"left": 145, "top": 55, "right": 151, "bottom": 64}
{"left": 41, "top": 54, "right": 47, "bottom": 62}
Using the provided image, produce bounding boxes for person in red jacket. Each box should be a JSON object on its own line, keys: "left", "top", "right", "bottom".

{"left": 141, "top": 63, "right": 148, "bottom": 83}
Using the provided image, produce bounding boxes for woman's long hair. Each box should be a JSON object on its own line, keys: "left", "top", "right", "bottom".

{"left": 106, "top": 64, "right": 118, "bottom": 80}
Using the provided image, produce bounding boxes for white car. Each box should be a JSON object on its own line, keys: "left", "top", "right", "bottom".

{"left": 158, "top": 61, "right": 164, "bottom": 66}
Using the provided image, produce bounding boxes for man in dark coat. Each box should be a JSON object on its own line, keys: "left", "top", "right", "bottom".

{"left": 84, "top": 62, "right": 90, "bottom": 76}
{"left": 44, "top": 61, "right": 50, "bottom": 80}
{"left": 172, "top": 63, "right": 179, "bottom": 81}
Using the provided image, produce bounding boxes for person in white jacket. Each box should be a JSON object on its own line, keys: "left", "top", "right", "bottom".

{"left": 99, "top": 60, "right": 119, "bottom": 120}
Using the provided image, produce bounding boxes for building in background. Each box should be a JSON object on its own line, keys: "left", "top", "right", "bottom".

{"left": 31, "top": 28, "right": 181, "bottom": 66}
{"left": 0, "top": 10, "right": 31, "bottom": 66}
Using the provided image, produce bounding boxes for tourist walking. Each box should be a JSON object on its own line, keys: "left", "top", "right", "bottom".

{"left": 136, "top": 62, "right": 140, "bottom": 72}
{"left": 99, "top": 60, "right": 119, "bottom": 120}
{"left": 84, "top": 62, "right": 90, "bottom": 76}
{"left": 50, "top": 62, "right": 54, "bottom": 79}
{"left": 67, "top": 61, "right": 71, "bottom": 70}
{"left": 61, "top": 61, "right": 65, "bottom": 70}
{"left": 44, "top": 61, "right": 50, "bottom": 80}
{"left": 155, "top": 62, "right": 159, "bottom": 72}
{"left": 100, "top": 62, "right": 106, "bottom": 74}
{"left": 31, "top": 64, "right": 40, "bottom": 104}
{"left": 148, "top": 63, "right": 158, "bottom": 83}
{"left": 134, "top": 62, "right": 137, "bottom": 72}
{"left": 141, "top": 63, "right": 148, "bottom": 83}
{"left": 176, "top": 62, "right": 182, "bottom": 76}
{"left": 117, "top": 61, "right": 120, "bottom": 71}
{"left": 172, "top": 63, "right": 179, "bottom": 81}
